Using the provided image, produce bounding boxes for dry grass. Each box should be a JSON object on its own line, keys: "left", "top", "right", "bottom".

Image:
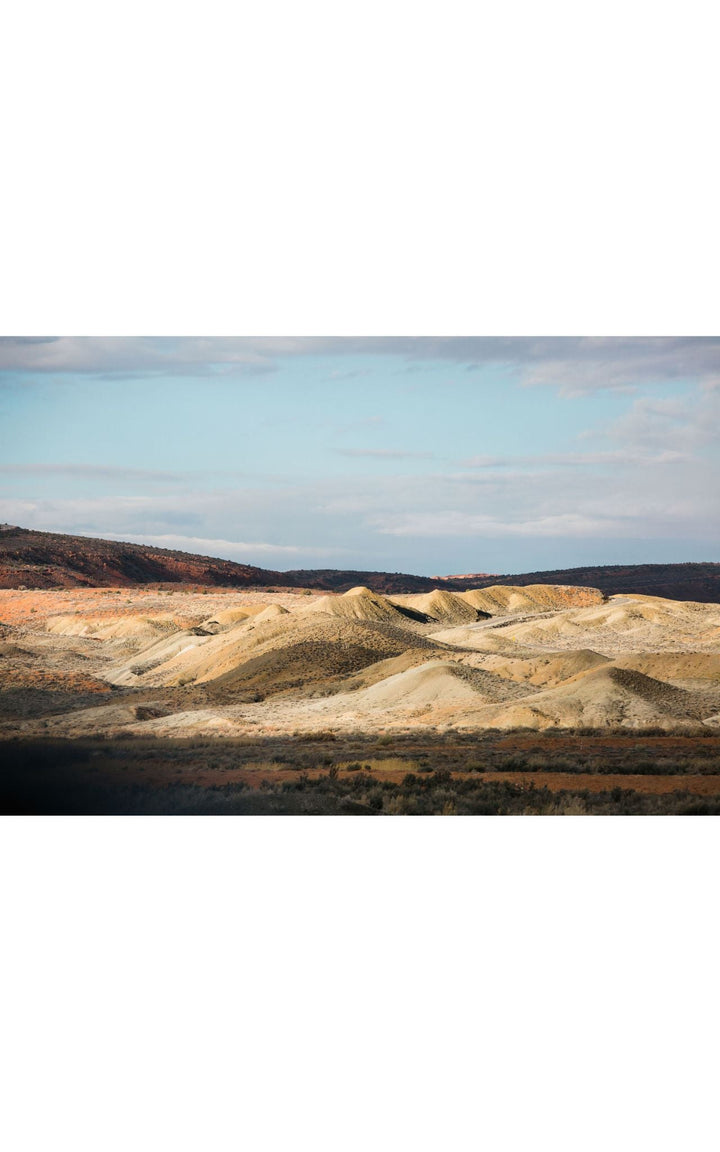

{"left": 2, "top": 731, "right": 719, "bottom": 813}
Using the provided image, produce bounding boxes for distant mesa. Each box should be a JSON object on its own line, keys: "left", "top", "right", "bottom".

{"left": 432, "top": 571, "right": 499, "bottom": 580}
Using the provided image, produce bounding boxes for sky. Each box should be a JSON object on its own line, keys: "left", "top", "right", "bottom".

{"left": 0, "top": 337, "right": 718, "bottom": 576}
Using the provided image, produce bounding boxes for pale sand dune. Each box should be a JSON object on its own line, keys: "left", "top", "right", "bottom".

{"left": 200, "top": 660, "right": 534, "bottom": 736}
{"left": 612, "top": 652, "right": 720, "bottom": 685}
{"left": 119, "top": 658, "right": 691, "bottom": 739}
{"left": 69, "top": 653, "right": 718, "bottom": 738}
{"left": 109, "top": 612, "right": 304, "bottom": 686}
{"left": 46, "top": 613, "right": 182, "bottom": 644}
{"left": 459, "top": 583, "right": 605, "bottom": 615}
{"left": 426, "top": 624, "right": 530, "bottom": 653}
{"left": 202, "top": 602, "right": 286, "bottom": 628}
{"left": 245, "top": 665, "right": 520, "bottom": 735}
{"left": 339, "top": 648, "right": 446, "bottom": 691}
{"left": 201, "top": 606, "right": 252, "bottom": 628}
{"left": 307, "top": 585, "right": 411, "bottom": 623}
{"left": 389, "top": 588, "right": 481, "bottom": 623}
{"left": 345, "top": 660, "right": 529, "bottom": 709}
{"left": 106, "top": 630, "right": 217, "bottom": 685}
{"left": 96, "top": 589, "right": 720, "bottom": 732}
{"left": 391, "top": 584, "right": 604, "bottom": 623}
{"left": 468, "top": 665, "right": 705, "bottom": 731}
{"left": 111, "top": 610, "right": 429, "bottom": 691}
{"left": 477, "top": 648, "right": 611, "bottom": 687}
{"left": 467, "top": 597, "right": 720, "bottom": 656}
{"left": 251, "top": 604, "right": 290, "bottom": 622}
{"left": 353, "top": 661, "right": 483, "bottom": 708}
{"left": 4, "top": 584, "right": 719, "bottom": 738}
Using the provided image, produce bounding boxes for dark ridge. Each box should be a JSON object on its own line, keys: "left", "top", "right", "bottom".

{"left": 455, "top": 562, "right": 720, "bottom": 603}
{"left": 282, "top": 568, "right": 443, "bottom": 593}
{"left": 0, "top": 525, "right": 295, "bottom": 590}
{"left": 0, "top": 527, "right": 447, "bottom": 593}
{"left": 0, "top": 526, "right": 718, "bottom": 601}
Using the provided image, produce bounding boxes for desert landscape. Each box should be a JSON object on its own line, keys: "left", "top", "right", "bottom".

{"left": 2, "top": 538, "right": 720, "bottom": 813}
{"left": 3, "top": 337, "right": 720, "bottom": 814}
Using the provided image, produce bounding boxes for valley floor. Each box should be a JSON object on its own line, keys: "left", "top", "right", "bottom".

{"left": 2, "top": 732, "right": 720, "bottom": 814}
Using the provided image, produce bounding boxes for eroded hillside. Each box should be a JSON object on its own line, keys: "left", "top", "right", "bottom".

{"left": 2, "top": 581, "right": 719, "bottom": 742}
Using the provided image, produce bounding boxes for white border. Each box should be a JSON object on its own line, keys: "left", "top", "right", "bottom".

{"left": 2, "top": 816, "right": 719, "bottom": 1152}
{"left": 2, "top": 1, "right": 719, "bottom": 1149}
{"left": 2, "top": 1, "right": 719, "bottom": 335}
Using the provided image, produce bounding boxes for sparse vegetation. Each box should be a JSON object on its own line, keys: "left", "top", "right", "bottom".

{"left": 1, "top": 733, "right": 719, "bottom": 815}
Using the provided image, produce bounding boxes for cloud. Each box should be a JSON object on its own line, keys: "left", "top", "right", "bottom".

{"left": 337, "top": 449, "right": 434, "bottom": 460}
{"left": 2, "top": 337, "right": 719, "bottom": 394}
{"left": 460, "top": 450, "right": 688, "bottom": 468}
{"left": 331, "top": 416, "right": 386, "bottom": 433}
{"left": 5, "top": 438, "right": 716, "bottom": 560}
{"left": 0, "top": 464, "right": 193, "bottom": 483}
{"left": 95, "top": 532, "right": 341, "bottom": 557}
{"left": 373, "top": 511, "right": 631, "bottom": 539}
{"left": 2, "top": 380, "right": 719, "bottom": 576}
{"left": 607, "top": 391, "right": 720, "bottom": 451}
{"left": 0, "top": 337, "right": 275, "bottom": 378}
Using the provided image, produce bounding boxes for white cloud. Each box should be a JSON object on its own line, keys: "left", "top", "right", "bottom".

{"left": 338, "top": 449, "right": 433, "bottom": 460}
{"left": 607, "top": 391, "right": 720, "bottom": 453}
{"left": 2, "top": 435, "right": 718, "bottom": 570}
{"left": 460, "top": 450, "right": 688, "bottom": 468}
{"left": 373, "top": 511, "right": 630, "bottom": 539}
{"left": 95, "top": 532, "right": 342, "bottom": 557}
{"left": 0, "top": 464, "right": 192, "bottom": 483}
{"left": 2, "top": 337, "right": 719, "bottom": 394}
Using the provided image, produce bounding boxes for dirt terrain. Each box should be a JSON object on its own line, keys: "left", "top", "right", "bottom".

{"left": 2, "top": 579, "right": 719, "bottom": 812}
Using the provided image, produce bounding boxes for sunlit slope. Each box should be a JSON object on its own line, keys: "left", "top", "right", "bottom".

{"left": 46, "top": 613, "right": 182, "bottom": 644}
{"left": 459, "top": 583, "right": 605, "bottom": 615}
{"left": 388, "top": 589, "right": 481, "bottom": 624}
{"left": 107, "top": 606, "right": 442, "bottom": 695}
{"left": 431, "top": 596, "right": 720, "bottom": 656}
{"left": 12, "top": 583, "right": 717, "bottom": 738}
{"left": 469, "top": 665, "right": 707, "bottom": 731}
{"left": 307, "top": 586, "right": 415, "bottom": 623}
{"left": 475, "top": 649, "right": 611, "bottom": 687}
{"left": 504, "top": 596, "right": 720, "bottom": 653}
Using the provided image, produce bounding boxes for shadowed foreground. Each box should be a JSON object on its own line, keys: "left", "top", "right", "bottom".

{"left": 3, "top": 731, "right": 720, "bottom": 815}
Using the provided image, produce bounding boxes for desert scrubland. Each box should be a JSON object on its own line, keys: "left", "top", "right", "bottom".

{"left": 2, "top": 581, "right": 720, "bottom": 813}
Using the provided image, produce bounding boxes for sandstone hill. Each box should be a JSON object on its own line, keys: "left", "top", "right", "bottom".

{"left": 2, "top": 579, "right": 719, "bottom": 739}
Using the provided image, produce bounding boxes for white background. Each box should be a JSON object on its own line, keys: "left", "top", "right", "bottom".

{"left": 1, "top": 2, "right": 719, "bottom": 1150}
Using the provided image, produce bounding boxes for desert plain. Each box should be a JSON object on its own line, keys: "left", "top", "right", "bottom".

{"left": 2, "top": 580, "right": 720, "bottom": 813}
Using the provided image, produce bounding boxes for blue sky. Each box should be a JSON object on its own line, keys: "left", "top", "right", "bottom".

{"left": 1, "top": 338, "right": 718, "bottom": 575}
